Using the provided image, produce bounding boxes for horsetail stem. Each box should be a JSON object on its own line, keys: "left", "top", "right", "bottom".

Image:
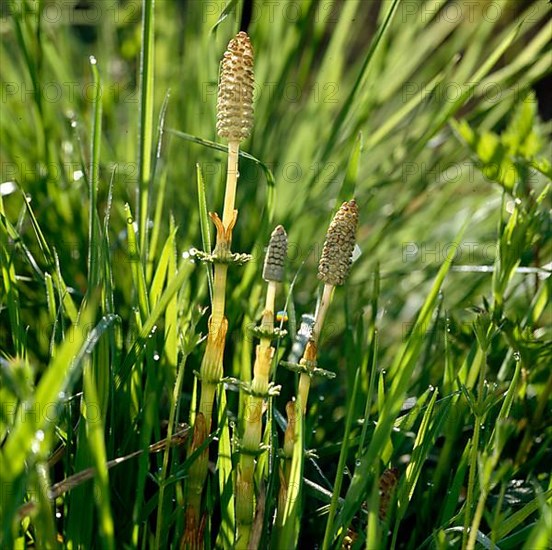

{"left": 277, "top": 202, "right": 358, "bottom": 539}
{"left": 298, "top": 200, "right": 359, "bottom": 412}
{"left": 236, "top": 226, "right": 288, "bottom": 548}
{"left": 217, "top": 31, "right": 254, "bottom": 233}
{"left": 184, "top": 31, "right": 254, "bottom": 549}
{"left": 183, "top": 413, "right": 208, "bottom": 549}
{"left": 201, "top": 29, "right": 254, "bottom": 424}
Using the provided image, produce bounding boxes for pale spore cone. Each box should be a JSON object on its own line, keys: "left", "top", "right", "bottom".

{"left": 216, "top": 31, "right": 254, "bottom": 142}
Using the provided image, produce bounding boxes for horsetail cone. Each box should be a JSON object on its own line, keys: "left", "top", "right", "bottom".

{"left": 318, "top": 200, "right": 359, "bottom": 286}
{"left": 216, "top": 31, "right": 254, "bottom": 142}
{"left": 262, "top": 225, "right": 288, "bottom": 282}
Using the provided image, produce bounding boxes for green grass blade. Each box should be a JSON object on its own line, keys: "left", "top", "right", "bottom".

{"left": 334, "top": 221, "right": 467, "bottom": 542}
{"left": 0, "top": 220, "right": 23, "bottom": 356}
{"left": 115, "top": 260, "right": 195, "bottom": 389}
{"left": 146, "top": 89, "right": 171, "bottom": 283}
{"left": 215, "top": 386, "right": 235, "bottom": 549}
{"left": 167, "top": 129, "right": 277, "bottom": 188}
{"left": 83, "top": 362, "right": 115, "bottom": 550}
{"left": 137, "top": 0, "right": 156, "bottom": 256}
{"left": 149, "top": 228, "right": 176, "bottom": 309}
{"left": 125, "top": 203, "right": 150, "bottom": 320}
{"left": 319, "top": 0, "right": 402, "bottom": 163}
{"left": 278, "top": 399, "right": 304, "bottom": 549}
{"left": 337, "top": 132, "right": 362, "bottom": 205}
{"left": 197, "top": 163, "right": 213, "bottom": 300}
{"left": 492, "top": 488, "right": 552, "bottom": 541}
{"left": 87, "top": 56, "right": 102, "bottom": 292}
{"left": 322, "top": 369, "right": 361, "bottom": 550}
{"left": 0, "top": 307, "right": 111, "bottom": 483}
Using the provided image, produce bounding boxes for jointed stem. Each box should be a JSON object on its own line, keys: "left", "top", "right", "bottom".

{"left": 211, "top": 264, "right": 228, "bottom": 333}
{"left": 222, "top": 140, "right": 240, "bottom": 231}
{"left": 184, "top": 139, "right": 242, "bottom": 548}
{"left": 312, "top": 283, "right": 334, "bottom": 343}
{"left": 236, "top": 281, "right": 278, "bottom": 547}
{"left": 298, "top": 283, "right": 334, "bottom": 412}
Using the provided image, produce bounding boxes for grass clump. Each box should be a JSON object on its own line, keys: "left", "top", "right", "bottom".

{"left": 0, "top": 1, "right": 551, "bottom": 549}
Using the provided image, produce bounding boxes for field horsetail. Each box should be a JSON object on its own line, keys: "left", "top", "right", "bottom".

{"left": 183, "top": 31, "right": 255, "bottom": 549}
{"left": 3, "top": 2, "right": 546, "bottom": 549}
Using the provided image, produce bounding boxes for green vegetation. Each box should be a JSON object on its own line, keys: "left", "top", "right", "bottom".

{"left": 0, "top": 0, "right": 550, "bottom": 548}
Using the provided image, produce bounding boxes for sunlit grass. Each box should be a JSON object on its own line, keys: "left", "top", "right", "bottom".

{"left": 0, "top": 0, "right": 550, "bottom": 548}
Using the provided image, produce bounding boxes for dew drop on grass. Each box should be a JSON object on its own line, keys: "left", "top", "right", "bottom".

{"left": 32, "top": 430, "right": 45, "bottom": 453}
{"left": 428, "top": 385, "right": 435, "bottom": 392}
{"left": 513, "top": 351, "right": 521, "bottom": 361}
{"left": 89, "top": 55, "right": 97, "bottom": 65}
{"left": 153, "top": 352, "right": 160, "bottom": 361}
{"left": 62, "top": 141, "right": 73, "bottom": 155}
{"left": 355, "top": 459, "right": 361, "bottom": 468}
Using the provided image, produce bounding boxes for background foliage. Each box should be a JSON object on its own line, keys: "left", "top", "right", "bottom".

{"left": 0, "top": 0, "right": 550, "bottom": 548}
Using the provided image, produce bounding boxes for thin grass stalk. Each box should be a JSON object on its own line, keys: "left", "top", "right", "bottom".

{"left": 137, "top": 0, "right": 155, "bottom": 256}
{"left": 321, "top": 369, "right": 361, "bottom": 550}
{"left": 154, "top": 351, "right": 191, "bottom": 549}
{"left": 87, "top": 56, "right": 101, "bottom": 293}
{"left": 463, "top": 327, "right": 491, "bottom": 549}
